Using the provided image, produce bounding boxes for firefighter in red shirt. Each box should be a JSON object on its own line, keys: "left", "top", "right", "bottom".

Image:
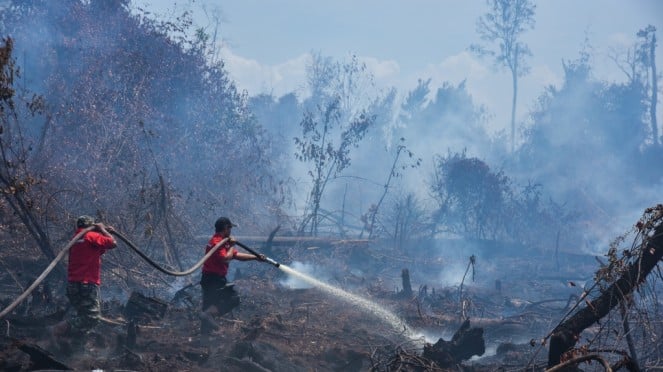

{"left": 49, "top": 215, "right": 117, "bottom": 350}
{"left": 199, "top": 217, "right": 264, "bottom": 335}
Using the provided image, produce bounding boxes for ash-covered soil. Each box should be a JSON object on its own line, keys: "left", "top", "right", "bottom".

{"left": 0, "top": 241, "right": 599, "bottom": 371}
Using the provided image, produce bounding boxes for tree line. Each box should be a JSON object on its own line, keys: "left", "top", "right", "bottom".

{"left": 0, "top": 0, "right": 660, "bottom": 284}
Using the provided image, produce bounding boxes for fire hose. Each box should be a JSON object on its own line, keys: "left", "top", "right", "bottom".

{"left": 0, "top": 228, "right": 280, "bottom": 319}
{"left": 0, "top": 226, "right": 95, "bottom": 319}
{"left": 111, "top": 231, "right": 281, "bottom": 273}
{"left": 110, "top": 231, "right": 231, "bottom": 276}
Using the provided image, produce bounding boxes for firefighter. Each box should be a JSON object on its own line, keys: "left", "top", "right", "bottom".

{"left": 48, "top": 215, "right": 117, "bottom": 352}
{"left": 199, "top": 217, "right": 264, "bottom": 336}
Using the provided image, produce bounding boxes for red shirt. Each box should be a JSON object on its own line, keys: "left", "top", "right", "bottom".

{"left": 67, "top": 228, "right": 116, "bottom": 285}
{"left": 201, "top": 233, "right": 237, "bottom": 277}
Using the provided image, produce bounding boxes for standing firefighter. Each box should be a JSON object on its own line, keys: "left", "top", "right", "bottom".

{"left": 199, "top": 217, "right": 264, "bottom": 336}
{"left": 49, "top": 215, "right": 117, "bottom": 351}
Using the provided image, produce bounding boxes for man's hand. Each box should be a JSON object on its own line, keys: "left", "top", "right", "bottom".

{"left": 94, "top": 223, "right": 117, "bottom": 244}
{"left": 256, "top": 254, "right": 266, "bottom": 262}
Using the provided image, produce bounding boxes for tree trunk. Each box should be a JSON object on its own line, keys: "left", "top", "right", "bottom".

{"left": 158, "top": 174, "right": 183, "bottom": 271}
{"left": 547, "top": 222, "right": 663, "bottom": 367}
{"left": 650, "top": 31, "right": 658, "bottom": 145}
{"left": 510, "top": 49, "right": 519, "bottom": 154}
{"left": 401, "top": 268, "right": 412, "bottom": 297}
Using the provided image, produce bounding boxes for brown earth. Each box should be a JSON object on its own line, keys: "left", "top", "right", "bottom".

{"left": 0, "top": 241, "right": 600, "bottom": 371}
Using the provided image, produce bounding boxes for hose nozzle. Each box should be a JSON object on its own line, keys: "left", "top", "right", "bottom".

{"left": 235, "top": 241, "right": 281, "bottom": 268}
{"left": 264, "top": 256, "right": 280, "bottom": 268}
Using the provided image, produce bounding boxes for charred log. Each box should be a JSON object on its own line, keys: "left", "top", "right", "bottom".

{"left": 422, "top": 318, "right": 485, "bottom": 367}
{"left": 124, "top": 291, "right": 167, "bottom": 323}
{"left": 15, "top": 339, "right": 70, "bottom": 370}
{"left": 123, "top": 291, "right": 167, "bottom": 348}
{"left": 548, "top": 211, "right": 663, "bottom": 367}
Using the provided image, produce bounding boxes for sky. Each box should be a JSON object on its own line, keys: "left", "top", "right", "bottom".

{"left": 132, "top": 0, "right": 663, "bottom": 135}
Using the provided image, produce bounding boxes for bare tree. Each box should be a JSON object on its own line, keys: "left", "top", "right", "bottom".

{"left": 295, "top": 98, "right": 373, "bottom": 236}
{"left": 385, "top": 193, "right": 429, "bottom": 251}
{"left": 294, "top": 54, "right": 379, "bottom": 236}
{"left": 361, "top": 138, "right": 420, "bottom": 239}
{"left": 470, "top": 0, "right": 536, "bottom": 153}
{"left": 0, "top": 38, "right": 58, "bottom": 265}
{"left": 610, "top": 25, "right": 660, "bottom": 147}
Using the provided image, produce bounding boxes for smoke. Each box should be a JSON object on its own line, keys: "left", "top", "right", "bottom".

{"left": 279, "top": 261, "right": 325, "bottom": 289}
{"left": 431, "top": 240, "right": 498, "bottom": 289}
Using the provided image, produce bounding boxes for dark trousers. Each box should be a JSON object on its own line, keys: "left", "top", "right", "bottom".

{"left": 200, "top": 273, "right": 239, "bottom": 314}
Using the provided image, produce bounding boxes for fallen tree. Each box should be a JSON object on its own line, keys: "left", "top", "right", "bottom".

{"left": 547, "top": 204, "right": 663, "bottom": 367}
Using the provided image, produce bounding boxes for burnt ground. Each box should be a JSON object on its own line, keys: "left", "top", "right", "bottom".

{"left": 0, "top": 239, "right": 646, "bottom": 371}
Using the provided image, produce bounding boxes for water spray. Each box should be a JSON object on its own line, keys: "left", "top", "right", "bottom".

{"left": 234, "top": 241, "right": 416, "bottom": 339}
{"left": 278, "top": 264, "right": 417, "bottom": 340}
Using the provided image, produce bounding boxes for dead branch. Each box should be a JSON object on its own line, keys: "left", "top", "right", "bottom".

{"left": 545, "top": 353, "right": 613, "bottom": 372}
{"left": 618, "top": 300, "right": 641, "bottom": 371}
{"left": 547, "top": 206, "right": 663, "bottom": 367}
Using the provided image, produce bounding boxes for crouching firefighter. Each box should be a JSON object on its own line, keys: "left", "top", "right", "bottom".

{"left": 199, "top": 217, "right": 265, "bottom": 336}
{"left": 49, "top": 215, "right": 117, "bottom": 352}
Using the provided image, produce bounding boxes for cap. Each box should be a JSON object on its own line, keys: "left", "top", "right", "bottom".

{"left": 214, "top": 217, "right": 237, "bottom": 232}
{"left": 76, "top": 215, "right": 96, "bottom": 228}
